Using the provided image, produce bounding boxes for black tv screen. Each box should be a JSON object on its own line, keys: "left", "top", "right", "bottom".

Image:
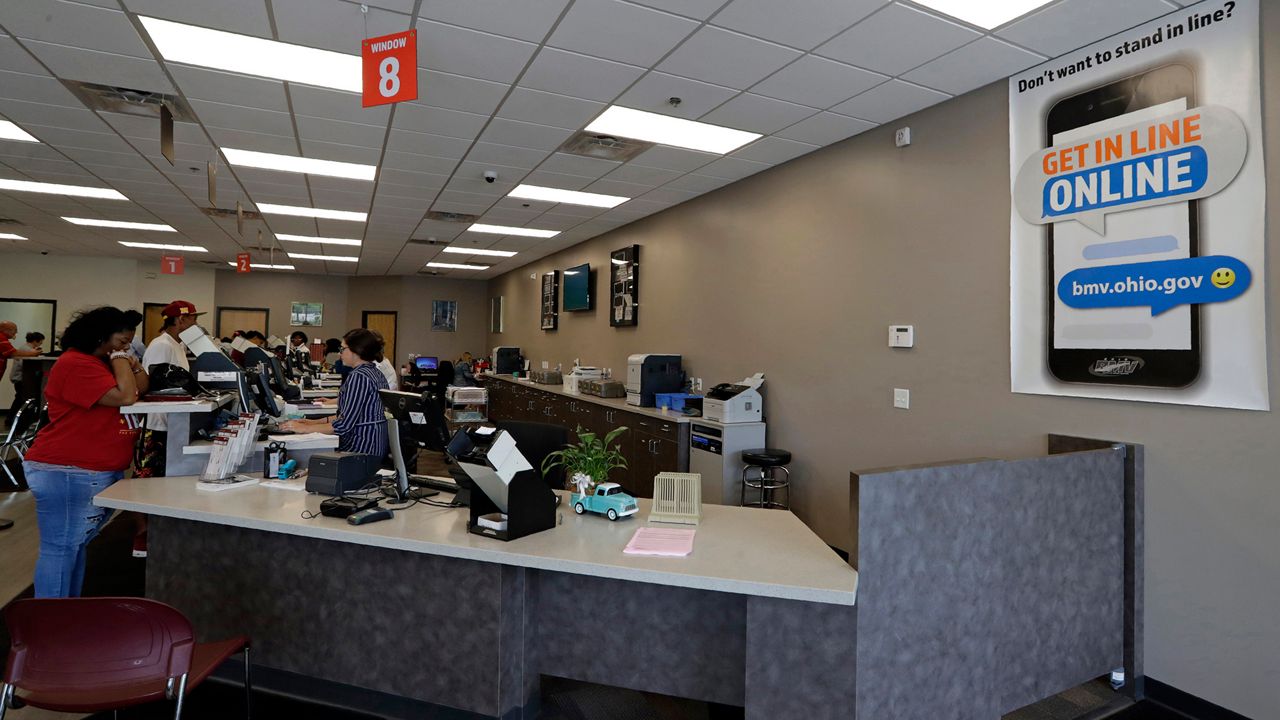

{"left": 563, "top": 263, "right": 591, "bottom": 311}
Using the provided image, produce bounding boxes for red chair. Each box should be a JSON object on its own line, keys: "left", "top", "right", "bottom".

{"left": 0, "top": 597, "right": 250, "bottom": 719}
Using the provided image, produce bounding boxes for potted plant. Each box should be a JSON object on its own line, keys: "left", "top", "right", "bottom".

{"left": 542, "top": 425, "right": 628, "bottom": 499}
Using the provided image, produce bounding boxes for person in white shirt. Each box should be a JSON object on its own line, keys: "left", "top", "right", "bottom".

{"left": 375, "top": 356, "right": 397, "bottom": 389}
{"left": 137, "top": 300, "right": 203, "bottom": 476}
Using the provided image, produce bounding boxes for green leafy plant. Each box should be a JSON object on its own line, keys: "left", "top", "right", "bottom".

{"left": 542, "top": 425, "right": 628, "bottom": 493}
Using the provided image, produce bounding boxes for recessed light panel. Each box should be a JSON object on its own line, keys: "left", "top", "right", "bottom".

{"left": 275, "top": 233, "right": 363, "bottom": 246}
{"left": 256, "top": 203, "right": 367, "bottom": 223}
{"left": 222, "top": 148, "right": 375, "bottom": 181}
{"left": 427, "top": 262, "right": 490, "bottom": 270}
{"left": 119, "top": 241, "right": 207, "bottom": 252}
{"left": 0, "top": 121, "right": 38, "bottom": 143}
{"left": 507, "top": 184, "right": 628, "bottom": 209}
{"left": 64, "top": 217, "right": 175, "bottom": 232}
{"left": 585, "top": 106, "right": 761, "bottom": 155}
{"left": 139, "top": 16, "right": 361, "bottom": 92}
{"left": 226, "top": 262, "right": 295, "bottom": 270}
{"left": 441, "top": 247, "right": 517, "bottom": 258}
{"left": 1, "top": 179, "right": 126, "bottom": 200}
{"left": 466, "top": 223, "right": 559, "bottom": 239}
{"left": 910, "top": 0, "right": 1054, "bottom": 29}
{"left": 287, "top": 252, "right": 359, "bottom": 262}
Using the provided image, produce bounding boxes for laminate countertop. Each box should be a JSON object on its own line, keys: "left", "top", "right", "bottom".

{"left": 480, "top": 373, "right": 695, "bottom": 424}
{"left": 94, "top": 477, "right": 856, "bottom": 606}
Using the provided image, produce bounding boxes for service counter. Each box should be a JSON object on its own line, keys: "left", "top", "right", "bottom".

{"left": 121, "top": 392, "right": 236, "bottom": 476}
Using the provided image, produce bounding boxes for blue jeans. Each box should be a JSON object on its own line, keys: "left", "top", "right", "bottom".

{"left": 22, "top": 461, "right": 123, "bottom": 598}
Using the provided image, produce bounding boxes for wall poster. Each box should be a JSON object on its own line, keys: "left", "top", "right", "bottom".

{"left": 431, "top": 300, "right": 457, "bottom": 332}
{"left": 1009, "top": 0, "right": 1266, "bottom": 410}
{"left": 289, "top": 302, "right": 323, "bottom": 327}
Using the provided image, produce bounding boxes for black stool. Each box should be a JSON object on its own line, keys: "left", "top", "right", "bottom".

{"left": 741, "top": 448, "right": 791, "bottom": 509}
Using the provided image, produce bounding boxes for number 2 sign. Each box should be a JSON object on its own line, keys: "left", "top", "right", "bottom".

{"left": 362, "top": 30, "right": 417, "bottom": 108}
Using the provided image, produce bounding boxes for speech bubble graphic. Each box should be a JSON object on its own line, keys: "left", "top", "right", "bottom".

{"left": 1016, "top": 106, "right": 1247, "bottom": 234}
{"left": 1058, "top": 255, "right": 1251, "bottom": 316}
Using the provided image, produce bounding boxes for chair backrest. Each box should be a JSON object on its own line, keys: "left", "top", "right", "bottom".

{"left": 494, "top": 420, "right": 569, "bottom": 489}
{"left": 17, "top": 401, "right": 45, "bottom": 443}
{"left": 2, "top": 400, "right": 35, "bottom": 444}
{"left": 4, "top": 598, "right": 196, "bottom": 690}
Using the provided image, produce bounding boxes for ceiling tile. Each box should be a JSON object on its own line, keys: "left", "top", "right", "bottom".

{"left": 416, "top": 19, "right": 538, "bottom": 84}
{"left": 657, "top": 26, "right": 801, "bottom": 90}
{"left": 902, "top": 37, "right": 1044, "bottom": 95}
{"left": 520, "top": 48, "right": 645, "bottom": 103}
{"left": 17, "top": 123, "right": 130, "bottom": 153}
{"left": 167, "top": 65, "right": 289, "bottom": 112}
{"left": 273, "top": 0, "right": 409, "bottom": 54}
{"left": 20, "top": 41, "right": 174, "bottom": 92}
{"left": 417, "top": 0, "right": 570, "bottom": 42}
{"left": 479, "top": 117, "right": 574, "bottom": 152}
{"left": 615, "top": 72, "right": 739, "bottom": 119}
{"left": 190, "top": 99, "right": 294, "bottom": 136}
{"left": 295, "top": 115, "right": 386, "bottom": 149}
{"left": 548, "top": 0, "right": 699, "bottom": 66}
{"left": 750, "top": 55, "right": 887, "bottom": 108}
{"left": 582, "top": 177, "right": 654, "bottom": 197}
{"left": 387, "top": 128, "right": 472, "bottom": 159}
{"left": 0, "top": 101, "right": 104, "bottom": 133}
{"left": 600, "top": 163, "right": 682, "bottom": 187}
{"left": 622, "top": 0, "right": 726, "bottom": 20}
{"left": 630, "top": 145, "right": 717, "bottom": 173}
{"left": 123, "top": 0, "right": 274, "bottom": 39}
{"left": 207, "top": 127, "right": 298, "bottom": 156}
{"left": 829, "top": 79, "right": 949, "bottom": 123}
{"left": 816, "top": 3, "right": 980, "bottom": 76}
{"left": 298, "top": 138, "right": 383, "bottom": 165}
{"left": 997, "top": 0, "right": 1177, "bottom": 57}
{"left": 289, "top": 86, "right": 390, "bottom": 126}
{"left": 410, "top": 70, "right": 509, "bottom": 116}
{"left": 729, "top": 136, "right": 818, "bottom": 164}
{"left": 712, "top": 0, "right": 887, "bottom": 50}
{"left": 381, "top": 149, "right": 461, "bottom": 175}
{"left": 0, "top": 36, "right": 48, "bottom": 74}
{"left": 695, "top": 156, "right": 771, "bottom": 180}
{"left": 496, "top": 87, "right": 604, "bottom": 130}
{"left": 0, "top": 0, "right": 150, "bottom": 58}
{"left": 535, "top": 152, "right": 621, "bottom": 179}
{"left": 774, "top": 110, "right": 875, "bottom": 144}
{"left": 393, "top": 104, "right": 488, "bottom": 140}
{"left": 519, "top": 170, "right": 593, "bottom": 191}
{"left": 464, "top": 141, "right": 553, "bottom": 170}
{"left": 0, "top": 70, "right": 81, "bottom": 107}
{"left": 699, "top": 93, "right": 816, "bottom": 134}
{"left": 378, "top": 168, "right": 450, "bottom": 190}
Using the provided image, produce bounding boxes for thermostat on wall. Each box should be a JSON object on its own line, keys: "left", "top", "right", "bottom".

{"left": 889, "top": 325, "right": 914, "bottom": 348}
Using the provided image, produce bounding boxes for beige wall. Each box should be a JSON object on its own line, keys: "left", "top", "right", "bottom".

{"left": 213, "top": 269, "right": 348, "bottom": 342}
{"left": 485, "top": 9, "right": 1280, "bottom": 716}
{"left": 347, "top": 275, "right": 489, "bottom": 368}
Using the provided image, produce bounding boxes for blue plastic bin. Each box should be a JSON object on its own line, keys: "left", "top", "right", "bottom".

{"left": 655, "top": 393, "right": 700, "bottom": 411}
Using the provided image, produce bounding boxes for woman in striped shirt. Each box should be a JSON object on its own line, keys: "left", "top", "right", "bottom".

{"left": 281, "top": 329, "right": 388, "bottom": 457}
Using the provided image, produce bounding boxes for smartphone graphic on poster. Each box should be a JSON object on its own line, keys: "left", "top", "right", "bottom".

{"left": 1046, "top": 64, "right": 1200, "bottom": 387}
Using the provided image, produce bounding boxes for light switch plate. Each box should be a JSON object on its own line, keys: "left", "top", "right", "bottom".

{"left": 893, "top": 388, "right": 910, "bottom": 409}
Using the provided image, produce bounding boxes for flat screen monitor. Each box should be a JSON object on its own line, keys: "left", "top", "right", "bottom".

{"left": 563, "top": 263, "right": 591, "bottom": 311}
{"left": 414, "top": 356, "right": 439, "bottom": 371}
{"left": 249, "top": 369, "right": 281, "bottom": 417}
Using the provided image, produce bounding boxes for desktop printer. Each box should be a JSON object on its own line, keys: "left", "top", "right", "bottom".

{"left": 493, "top": 346, "right": 523, "bottom": 375}
{"left": 704, "top": 373, "right": 765, "bottom": 424}
{"left": 563, "top": 365, "right": 601, "bottom": 394}
{"left": 626, "top": 354, "right": 682, "bottom": 407}
{"left": 305, "top": 452, "right": 383, "bottom": 495}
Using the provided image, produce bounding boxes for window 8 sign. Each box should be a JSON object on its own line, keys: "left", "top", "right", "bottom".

{"left": 362, "top": 30, "right": 417, "bottom": 108}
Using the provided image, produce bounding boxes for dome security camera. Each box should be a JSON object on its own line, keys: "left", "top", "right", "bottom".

{"left": 483, "top": 170, "right": 498, "bottom": 183}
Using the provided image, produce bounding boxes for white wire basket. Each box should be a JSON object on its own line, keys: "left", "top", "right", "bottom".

{"left": 648, "top": 472, "right": 702, "bottom": 525}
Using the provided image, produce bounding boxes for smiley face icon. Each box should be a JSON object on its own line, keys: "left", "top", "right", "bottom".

{"left": 1211, "top": 267, "right": 1236, "bottom": 289}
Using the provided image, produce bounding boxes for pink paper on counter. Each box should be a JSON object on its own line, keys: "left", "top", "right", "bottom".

{"left": 623, "top": 527, "right": 696, "bottom": 557}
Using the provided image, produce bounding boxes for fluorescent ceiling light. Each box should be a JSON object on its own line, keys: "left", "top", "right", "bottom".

{"left": 0, "top": 179, "right": 126, "bottom": 200}
{"left": 0, "top": 121, "right": 38, "bottom": 143}
{"left": 909, "top": 0, "right": 1054, "bottom": 29}
{"left": 507, "top": 184, "right": 628, "bottom": 209}
{"left": 441, "top": 247, "right": 516, "bottom": 258}
{"left": 222, "top": 148, "right": 375, "bottom": 181}
{"left": 138, "top": 16, "right": 361, "bottom": 92}
{"left": 466, "top": 223, "right": 559, "bottom": 239}
{"left": 226, "top": 262, "right": 295, "bottom": 270}
{"left": 64, "top": 217, "right": 175, "bottom": 232}
{"left": 427, "top": 262, "right": 490, "bottom": 271}
{"left": 586, "top": 106, "right": 761, "bottom": 155}
{"left": 0, "top": 233, "right": 27, "bottom": 240}
{"left": 256, "top": 203, "right": 367, "bottom": 223}
{"left": 275, "top": 233, "right": 362, "bottom": 247}
{"left": 287, "top": 252, "right": 359, "bottom": 262}
{"left": 119, "top": 241, "right": 207, "bottom": 252}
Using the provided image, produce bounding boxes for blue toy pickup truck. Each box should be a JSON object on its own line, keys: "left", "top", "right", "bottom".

{"left": 570, "top": 483, "right": 638, "bottom": 521}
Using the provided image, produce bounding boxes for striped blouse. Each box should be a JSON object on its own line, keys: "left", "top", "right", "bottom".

{"left": 332, "top": 362, "right": 390, "bottom": 457}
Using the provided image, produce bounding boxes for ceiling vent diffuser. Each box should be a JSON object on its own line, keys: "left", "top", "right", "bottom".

{"left": 559, "top": 131, "right": 654, "bottom": 162}
{"left": 200, "top": 206, "right": 263, "bottom": 221}
{"left": 426, "top": 211, "right": 478, "bottom": 223}
{"left": 62, "top": 81, "right": 197, "bottom": 122}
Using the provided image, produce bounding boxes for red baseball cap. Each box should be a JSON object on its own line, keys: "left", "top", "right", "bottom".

{"left": 161, "top": 300, "right": 205, "bottom": 318}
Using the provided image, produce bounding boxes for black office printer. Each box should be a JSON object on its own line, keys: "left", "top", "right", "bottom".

{"left": 493, "top": 346, "right": 523, "bottom": 375}
{"left": 625, "top": 353, "right": 682, "bottom": 407}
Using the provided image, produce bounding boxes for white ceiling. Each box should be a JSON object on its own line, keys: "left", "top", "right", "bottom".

{"left": 0, "top": 0, "right": 1187, "bottom": 279}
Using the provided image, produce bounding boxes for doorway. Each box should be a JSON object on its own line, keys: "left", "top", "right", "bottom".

{"left": 217, "top": 307, "right": 270, "bottom": 339}
{"left": 142, "top": 303, "right": 167, "bottom": 344}
{"left": 0, "top": 298, "right": 56, "bottom": 418}
{"left": 362, "top": 311, "right": 397, "bottom": 367}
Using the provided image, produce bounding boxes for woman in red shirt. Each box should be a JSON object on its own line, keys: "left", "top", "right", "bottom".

{"left": 23, "top": 307, "right": 149, "bottom": 598}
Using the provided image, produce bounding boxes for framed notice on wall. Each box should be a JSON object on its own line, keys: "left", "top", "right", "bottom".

{"left": 610, "top": 245, "right": 639, "bottom": 327}
{"left": 490, "top": 296, "right": 504, "bottom": 333}
{"left": 541, "top": 271, "right": 559, "bottom": 331}
{"left": 290, "top": 302, "right": 323, "bottom": 327}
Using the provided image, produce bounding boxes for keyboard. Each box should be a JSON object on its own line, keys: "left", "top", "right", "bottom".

{"left": 409, "top": 475, "right": 458, "bottom": 493}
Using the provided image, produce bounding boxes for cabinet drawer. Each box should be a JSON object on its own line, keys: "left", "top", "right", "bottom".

{"left": 629, "top": 414, "right": 679, "bottom": 441}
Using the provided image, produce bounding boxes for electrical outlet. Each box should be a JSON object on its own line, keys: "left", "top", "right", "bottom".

{"left": 893, "top": 388, "right": 910, "bottom": 409}
{"left": 895, "top": 126, "right": 911, "bottom": 147}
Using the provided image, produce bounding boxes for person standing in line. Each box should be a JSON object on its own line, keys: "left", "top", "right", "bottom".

{"left": 7, "top": 331, "right": 45, "bottom": 421}
{"left": 22, "top": 307, "right": 149, "bottom": 597}
{"left": 137, "top": 300, "right": 203, "bottom": 478}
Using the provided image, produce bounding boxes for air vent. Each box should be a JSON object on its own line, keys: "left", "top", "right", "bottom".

{"left": 426, "top": 211, "right": 478, "bottom": 223}
{"left": 407, "top": 237, "right": 445, "bottom": 245}
{"left": 0, "top": 218, "right": 24, "bottom": 226}
{"left": 62, "top": 80, "right": 197, "bottom": 122}
{"left": 201, "top": 206, "right": 263, "bottom": 221}
{"left": 559, "top": 131, "right": 655, "bottom": 162}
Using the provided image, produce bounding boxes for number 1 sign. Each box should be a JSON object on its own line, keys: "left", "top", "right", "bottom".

{"left": 362, "top": 29, "right": 417, "bottom": 107}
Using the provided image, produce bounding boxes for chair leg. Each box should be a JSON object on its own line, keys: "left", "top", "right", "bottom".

{"left": 244, "top": 646, "right": 253, "bottom": 719}
{"left": 0, "top": 682, "right": 12, "bottom": 720}
{"left": 172, "top": 673, "right": 188, "bottom": 720}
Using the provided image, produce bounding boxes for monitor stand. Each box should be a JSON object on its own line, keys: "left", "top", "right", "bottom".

{"left": 381, "top": 483, "right": 438, "bottom": 503}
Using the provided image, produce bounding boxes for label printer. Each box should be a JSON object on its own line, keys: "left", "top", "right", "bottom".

{"left": 704, "top": 373, "right": 765, "bottom": 423}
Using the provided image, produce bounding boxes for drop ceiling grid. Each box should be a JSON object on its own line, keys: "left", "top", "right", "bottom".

{"left": 0, "top": 0, "right": 1183, "bottom": 277}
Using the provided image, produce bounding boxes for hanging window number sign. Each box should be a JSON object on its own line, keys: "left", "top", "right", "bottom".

{"left": 362, "top": 30, "right": 417, "bottom": 107}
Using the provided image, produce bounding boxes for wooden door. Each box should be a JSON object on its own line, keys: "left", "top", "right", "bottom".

{"left": 362, "top": 311, "right": 397, "bottom": 367}
{"left": 217, "top": 307, "right": 269, "bottom": 338}
{"left": 142, "top": 303, "right": 167, "bottom": 344}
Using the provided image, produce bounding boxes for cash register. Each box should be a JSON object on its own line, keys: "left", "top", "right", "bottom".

{"left": 703, "top": 373, "right": 765, "bottom": 423}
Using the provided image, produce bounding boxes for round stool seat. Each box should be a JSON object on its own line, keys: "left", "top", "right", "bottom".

{"left": 742, "top": 449, "right": 791, "bottom": 467}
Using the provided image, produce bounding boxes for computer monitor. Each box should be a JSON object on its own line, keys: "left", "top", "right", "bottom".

{"left": 245, "top": 346, "right": 299, "bottom": 401}
{"left": 379, "top": 389, "right": 455, "bottom": 503}
{"left": 414, "top": 356, "right": 439, "bottom": 371}
{"left": 248, "top": 369, "right": 282, "bottom": 417}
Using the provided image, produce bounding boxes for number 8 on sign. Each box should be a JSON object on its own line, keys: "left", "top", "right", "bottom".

{"left": 362, "top": 29, "right": 417, "bottom": 108}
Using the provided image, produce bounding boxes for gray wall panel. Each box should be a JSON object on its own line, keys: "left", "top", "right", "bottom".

{"left": 745, "top": 596, "right": 857, "bottom": 720}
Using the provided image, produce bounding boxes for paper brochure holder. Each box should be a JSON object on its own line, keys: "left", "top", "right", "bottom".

{"left": 449, "top": 428, "right": 557, "bottom": 542}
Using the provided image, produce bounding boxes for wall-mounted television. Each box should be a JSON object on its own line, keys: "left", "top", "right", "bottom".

{"left": 563, "top": 263, "right": 592, "bottom": 311}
